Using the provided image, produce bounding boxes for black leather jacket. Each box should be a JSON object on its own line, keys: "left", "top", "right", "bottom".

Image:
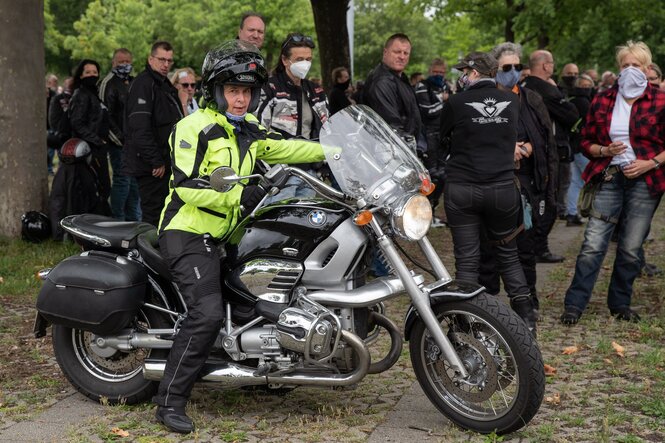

{"left": 363, "top": 63, "right": 421, "bottom": 139}
{"left": 518, "top": 86, "right": 559, "bottom": 206}
{"left": 99, "top": 72, "right": 133, "bottom": 147}
{"left": 521, "top": 75, "right": 579, "bottom": 153}
{"left": 69, "top": 85, "right": 109, "bottom": 148}
{"left": 123, "top": 64, "right": 183, "bottom": 176}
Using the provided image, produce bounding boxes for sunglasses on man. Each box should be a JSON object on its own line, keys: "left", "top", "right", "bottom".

{"left": 179, "top": 83, "right": 196, "bottom": 89}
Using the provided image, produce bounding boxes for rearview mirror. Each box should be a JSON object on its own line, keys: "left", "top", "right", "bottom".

{"left": 210, "top": 167, "right": 240, "bottom": 193}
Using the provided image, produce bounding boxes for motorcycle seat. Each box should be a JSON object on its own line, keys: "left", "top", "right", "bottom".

{"left": 137, "top": 229, "right": 173, "bottom": 280}
{"left": 61, "top": 214, "right": 154, "bottom": 250}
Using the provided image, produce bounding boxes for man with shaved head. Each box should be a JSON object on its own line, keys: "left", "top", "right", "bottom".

{"left": 521, "top": 50, "right": 579, "bottom": 267}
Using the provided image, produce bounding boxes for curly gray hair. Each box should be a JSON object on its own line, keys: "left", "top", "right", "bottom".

{"left": 491, "top": 42, "right": 523, "bottom": 62}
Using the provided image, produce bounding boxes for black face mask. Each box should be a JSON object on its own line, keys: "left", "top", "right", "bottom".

{"left": 81, "top": 76, "right": 99, "bottom": 90}
{"left": 338, "top": 79, "right": 351, "bottom": 89}
{"left": 562, "top": 75, "right": 577, "bottom": 88}
{"left": 573, "top": 87, "right": 592, "bottom": 97}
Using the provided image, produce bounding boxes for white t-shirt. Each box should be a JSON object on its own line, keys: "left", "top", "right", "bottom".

{"left": 187, "top": 99, "right": 199, "bottom": 115}
{"left": 609, "top": 94, "right": 637, "bottom": 166}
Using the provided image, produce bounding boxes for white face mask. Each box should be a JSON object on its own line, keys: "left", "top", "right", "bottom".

{"left": 289, "top": 60, "right": 311, "bottom": 80}
{"left": 618, "top": 66, "right": 648, "bottom": 99}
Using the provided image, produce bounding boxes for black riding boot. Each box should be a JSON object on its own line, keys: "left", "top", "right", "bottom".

{"left": 510, "top": 295, "right": 537, "bottom": 338}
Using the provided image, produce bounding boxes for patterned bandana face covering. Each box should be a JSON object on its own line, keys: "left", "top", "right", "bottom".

{"left": 112, "top": 63, "right": 133, "bottom": 81}
{"left": 618, "top": 66, "right": 648, "bottom": 99}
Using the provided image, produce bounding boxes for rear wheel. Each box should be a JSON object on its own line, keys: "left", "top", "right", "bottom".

{"left": 409, "top": 293, "right": 544, "bottom": 435}
{"left": 52, "top": 308, "right": 171, "bottom": 404}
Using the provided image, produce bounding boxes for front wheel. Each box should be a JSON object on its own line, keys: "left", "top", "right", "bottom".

{"left": 52, "top": 308, "right": 170, "bottom": 405}
{"left": 409, "top": 293, "right": 544, "bottom": 435}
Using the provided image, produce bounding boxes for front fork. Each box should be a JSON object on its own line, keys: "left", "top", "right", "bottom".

{"left": 370, "top": 218, "right": 469, "bottom": 378}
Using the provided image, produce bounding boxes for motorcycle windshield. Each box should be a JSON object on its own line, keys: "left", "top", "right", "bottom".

{"left": 320, "top": 105, "right": 429, "bottom": 204}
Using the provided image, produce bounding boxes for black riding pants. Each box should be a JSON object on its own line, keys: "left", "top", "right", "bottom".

{"left": 137, "top": 174, "right": 169, "bottom": 227}
{"left": 153, "top": 230, "right": 224, "bottom": 408}
{"left": 444, "top": 180, "right": 530, "bottom": 298}
{"left": 479, "top": 175, "right": 540, "bottom": 297}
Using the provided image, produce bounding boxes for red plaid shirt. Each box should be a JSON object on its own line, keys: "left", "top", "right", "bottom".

{"left": 581, "top": 83, "right": 665, "bottom": 195}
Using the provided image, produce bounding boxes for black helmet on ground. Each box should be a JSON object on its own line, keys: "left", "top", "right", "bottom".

{"left": 201, "top": 40, "right": 267, "bottom": 113}
{"left": 21, "top": 211, "right": 51, "bottom": 243}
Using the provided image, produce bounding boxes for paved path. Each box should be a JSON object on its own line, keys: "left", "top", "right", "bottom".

{"left": 0, "top": 221, "right": 581, "bottom": 442}
{"left": 0, "top": 390, "right": 103, "bottom": 442}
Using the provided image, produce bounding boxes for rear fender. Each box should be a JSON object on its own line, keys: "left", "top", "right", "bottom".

{"left": 403, "top": 279, "right": 484, "bottom": 341}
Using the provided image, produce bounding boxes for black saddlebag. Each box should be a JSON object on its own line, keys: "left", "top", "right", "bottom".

{"left": 36, "top": 251, "right": 147, "bottom": 335}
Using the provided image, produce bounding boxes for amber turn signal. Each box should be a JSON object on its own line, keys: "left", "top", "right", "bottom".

{"left": 353, "top": 210, "right": 373, "bottom": 226}
{"left": 420, "top": 178, "right": 435, "bottom": 196}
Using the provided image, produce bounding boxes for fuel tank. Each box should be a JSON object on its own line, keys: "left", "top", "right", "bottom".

{"left": 222, "top": 198, "right": 351, "bottom": 305}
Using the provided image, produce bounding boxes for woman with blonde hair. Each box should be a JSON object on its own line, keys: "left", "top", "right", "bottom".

{"left": 171, "top": 67, "right": 199, "bottom": 115}
{"left": 561, "top": 41, "right": 665, "bottom": 324}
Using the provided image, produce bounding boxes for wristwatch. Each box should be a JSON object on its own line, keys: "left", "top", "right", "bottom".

{"left": 653, "top": 158, "right": 661, "bottom": 169}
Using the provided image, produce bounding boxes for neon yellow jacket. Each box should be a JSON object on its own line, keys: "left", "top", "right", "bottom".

{"left": 158, "top": 107, "right": 325, "bottom": 239}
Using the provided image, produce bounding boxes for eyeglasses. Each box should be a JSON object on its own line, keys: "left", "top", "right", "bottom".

{"left": 152, "top": 56, "right": 174, "bottom": 65}
{"left": 501, "top": 63, "right": 523, "bottom": 72}
{"left": 648, "top": 77, "right": 660, "bottom": 82}
{"left": 282, "top": 34, "right": 314, "bottom": 49}
{"left": 180, "top": 83, "right": 196, "bottom": 89}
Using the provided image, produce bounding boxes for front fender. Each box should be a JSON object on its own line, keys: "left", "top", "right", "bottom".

{"left": 403, "top": 279, "right": 484, "bottom": 341}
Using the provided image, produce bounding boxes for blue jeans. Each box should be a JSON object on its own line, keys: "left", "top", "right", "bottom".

{"left": 563, "top": 174, "right": 660, "bottom": 314}
{"left": 109, "top": 146, "right": 141, "bottom": 221}
{"left": 566, "top": 153, "right": 590, "bottom": 216}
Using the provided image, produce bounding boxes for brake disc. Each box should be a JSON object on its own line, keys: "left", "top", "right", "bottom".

{"left": 432, "top": 332, "right": 499, "bottom": 402}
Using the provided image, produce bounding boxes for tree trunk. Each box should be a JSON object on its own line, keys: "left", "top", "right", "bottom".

{"left": 310, "top": 0, "right": 351, "bottom": 91}
{"left": 504, "top": 0, "right": 515, "bottom": 43}
{"left": 0, "top": 0, "right": 47, "bottom": 238}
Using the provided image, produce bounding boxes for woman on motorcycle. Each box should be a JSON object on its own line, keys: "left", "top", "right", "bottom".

{"left": 153, "top": 40, "right": 325, "bottom": 434}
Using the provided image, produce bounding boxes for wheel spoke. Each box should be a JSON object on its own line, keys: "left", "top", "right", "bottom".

{"left": 420, "top": 310, "right": 520, "bottom": 421}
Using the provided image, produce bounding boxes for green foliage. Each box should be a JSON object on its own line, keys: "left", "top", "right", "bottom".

{"left": 45, "top": 0, "right": 665, "bottom": 83}
{"left": 53, "top": 0, "right": 315, "bottom": 77}
{"left": 439, "top": 0, "right": 665, "bottom": 73}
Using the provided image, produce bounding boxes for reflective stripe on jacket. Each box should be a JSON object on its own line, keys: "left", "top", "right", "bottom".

{"left": 158, "top": 107, "right": 325, "bottom": 239}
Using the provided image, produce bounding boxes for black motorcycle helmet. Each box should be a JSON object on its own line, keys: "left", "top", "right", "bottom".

{"left": 201, "top": 40, "right": 268, "bottom": 113}
{"left": 21, "top": 211, "right": 52, "bottom": 243}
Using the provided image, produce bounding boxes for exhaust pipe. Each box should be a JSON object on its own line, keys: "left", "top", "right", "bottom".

{"left": 143, "top": 330, "right": 370, "bottom": 388}
{"left": 367, "top": 312, "right": 403, "bottom": 374}
{"left": 144, "top": 359, "right": 266, "bottom": 388}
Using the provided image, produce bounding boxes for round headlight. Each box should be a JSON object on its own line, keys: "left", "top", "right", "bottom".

{"left": 391, "top": 194, "right": 432, "bottom": 240}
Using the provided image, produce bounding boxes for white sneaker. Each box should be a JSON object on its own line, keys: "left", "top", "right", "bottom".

{"left": 431, "top": 217, "right": 446, "bottom": 228}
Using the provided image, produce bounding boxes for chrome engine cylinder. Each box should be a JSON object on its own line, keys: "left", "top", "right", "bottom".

{"left": 276, "top": 307, "right": 334, "bottom": 357}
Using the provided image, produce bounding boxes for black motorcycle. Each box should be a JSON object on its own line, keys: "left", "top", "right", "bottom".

{"left": 35, "top": 105, "right": 544, "bottom": 435}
